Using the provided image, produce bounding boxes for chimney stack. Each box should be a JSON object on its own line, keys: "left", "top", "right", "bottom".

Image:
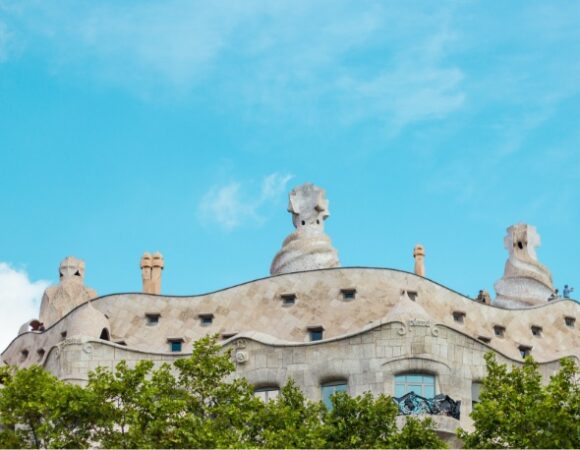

{"left": 141, "top": 252, "right": 164, "bottom": 294}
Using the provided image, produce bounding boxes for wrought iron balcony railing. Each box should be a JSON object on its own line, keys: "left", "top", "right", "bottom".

{"left": 393, "top": 392, "right": 461, "bottom": 420}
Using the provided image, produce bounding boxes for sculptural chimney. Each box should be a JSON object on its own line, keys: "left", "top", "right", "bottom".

{"left": 413, "top": 244, "right": 425, "bottom": 277}
{"left": 270, "top": 183, "right": 340, "bottom": 275}
{"left": 141, "top": 252, "right": 164, "bottom": 294}
{"left": 493, "top": 224, "right": 554, "bottom": 308}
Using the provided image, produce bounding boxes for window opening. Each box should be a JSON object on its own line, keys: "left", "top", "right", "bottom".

{"left": 493, "top": 325, "right": 505, "bottom": 337}
{"left": 61, "top": 331, "right": 67, "bottom": 339}
{"left": 308, "top": 326, "right": 324, "bottom": 341}
{"left": 531, "top": 325, "right": 543, "bottom": 337}
{"left": 281, "top": 294, "right": 296, "bottom": 306}
{"left": 37, "top": 349, "right": 45, "bottom": 361}
{"left": 471, "top": 381, "right": 483, "bottom": 408}
{"left": 145, "top": 313, "right": 160, "bottom": 325}
{"left": 407, "top": 290, "right": 418, "bottom": 301}
{"left": 395, "top": 373, "right": 435, "bottom": 399}
{"left": 168, "top": 338, "right": 184, "bottom": 352}
{"left": 99, "top": 328, "right": 110, "bottom": 341}
{"left": 518, "top": 345, "right": 532, "bottom": 358}
{"left": 453, "top": 311, "right": 466, "bottom": 323}
{"left": 321, "top": 381, "right": 348, "bottom": 410}
{"left": 254, "top": 386, "right": 280, "bottom": 402}
{"left": 340, "top": 289, "right": 356, "bottom": 300}
{"left": 564, "top": 316, "right": 575, "bottom": 328}
{"left": 199, "top": 314, "right": 214, "bottom": 326}
{"left": 20, "top": 350, "right": 29, "bottom": 362}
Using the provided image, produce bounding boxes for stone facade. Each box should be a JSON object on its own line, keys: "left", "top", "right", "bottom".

{"left": 1, "top": 183, "right": 578, "bottom": 443}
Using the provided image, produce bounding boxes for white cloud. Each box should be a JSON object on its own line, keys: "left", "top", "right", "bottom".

{"left": 0, "top": 263, "right": 50, "bottom": 354}
{"left": 198, "top": 172, "right": 293, "bottom": 231}
{"left": 2, "top": 1, "right": 467, "bottom": 126}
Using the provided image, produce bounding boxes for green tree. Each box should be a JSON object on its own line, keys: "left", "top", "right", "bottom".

{"left": 253, "top": 379, "right": 326, "bottom": 448}
{"left": 323, "top": 390, "right": 446, "bottom": 449}
{"left": 458, "top": 353, "right": 580, "bottom": 449}
{"left": 0, "top": 365, "right": 95, "bottom": 449}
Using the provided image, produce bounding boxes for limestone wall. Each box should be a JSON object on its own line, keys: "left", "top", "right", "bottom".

{"left": 2, "top": 267, "right": 578, "bottom": 367}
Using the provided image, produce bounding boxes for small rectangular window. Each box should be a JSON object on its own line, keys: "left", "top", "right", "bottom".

{"left": 308, "top": 326, "right": 324, "bottom": 341}
{"left": 60, "top": 331, "right": 67, "bottom": 339}
{"left": 564, "top": 316, "right": 575, "bottom": 328}
{"left": 493, "top": 325, "right": 505, "bottom": 337}
{"left": 199, "top": 314, "right": 214, "bottom": 326}
{"left": 281, "top": 294, "right": 296, "bottom": 306}
{"left": 168, "top": 338, "right": 184, "bottom": 352}
{"left": 478, "top": 336, "right": 491, "bottom": 344}
{"left": 145, "top": 313, "right": 160, "bottom": 325}
{"left": 518, "top": 345, "right": 532, "bottom": 358}
{"left": 340, "top": 289, "right": 356, "bottom": 300}
{"left": 453, "top": 311, "right": 466, "bottom": 323}
{"left": 407, "top": 291, "right": 418, "bottom": 301}
{"left": 531, "top": 325, "right": 542, "bottom": 337}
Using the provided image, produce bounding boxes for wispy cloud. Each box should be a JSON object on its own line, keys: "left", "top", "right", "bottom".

{"left": 0, "top": 263, "right": 50, "bottom": 353}
{"left": 198, "top": 172, "right": 294, "bottom": 231}
{"left": 1, "top": 1, "right": 467, "bottom": 129}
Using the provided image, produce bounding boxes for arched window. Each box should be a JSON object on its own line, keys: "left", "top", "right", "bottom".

{"left": 99, "top": 328, "right": 110, "bottom": 341}
{"left": 254, "top": 386, "right": 280, "bottom": 402}
{"left": 395, "top": 373, "right": 435, "bottom": 398}
{"left": 321, "top": 380, "right": 348, "bottom": 409}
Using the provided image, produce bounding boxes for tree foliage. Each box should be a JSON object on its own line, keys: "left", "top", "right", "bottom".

{"left": 458, "top": 353, "right": 580, "bottom": 449}
{"left": 0, "top": 335, "right": 445, "bottom": 449}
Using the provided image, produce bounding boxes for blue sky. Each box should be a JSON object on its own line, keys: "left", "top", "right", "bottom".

{"left": 1, "top": 1, "right": 579, "bottom": 349}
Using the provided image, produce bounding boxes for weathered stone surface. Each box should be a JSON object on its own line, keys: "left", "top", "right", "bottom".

{"left": 39, "top": 257, "right": 97, "bottom": 327}
{"left": 494, "top": 224, "right": 554, "bottom": 308}
{"left": 271, "top": 183, "right": 339, "bottom": 275}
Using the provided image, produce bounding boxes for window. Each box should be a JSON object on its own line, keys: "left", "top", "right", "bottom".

{"left": 168, "top": 338, "right": 184, "bottom": 352}
{"left": 20, "top": 350, "right": 29, "bottom": 362}
{"left": 321, "top": 381, "right": 348, "bottom": 409}
{"left": 518, "top": 345, "right": 532, "bottom": 358}
{"left": 493, "top": 325, "right": 505, "bottom": 337}
{"left": 478, "top": 336, "right": 491, "bottom": 344}
{"left": 281, "top": 293, "right": 296, "bottom": 306}
{"left": 395, "top": 374, "right": 435, "bottom": 399}
{"left": 308, "top": 326, "right": 324, "bottom": 341}
{"left": 340, "top": 289, "right": 356, "bottom": 300}
{"left": 100, "top": 328, "right": 110, "bottom": 341}
{"left": 37, "top": 349, "right": 45, "bottom": 361}
{"left": 199, "top": 314, "right": 214, "bottom": 326}
{"left": 254, "top": 386, "right": 280, "bottom": 402}
{"left": 453, "top": 311, "right": 466, "bottom": 323}
{"left": 471, "top": 381, "right": 483, "bottom": 408}
{"left": 564, "top": 316, "right": 575, "bottom": 328}
{"left": 531, "top": 325, "right": 542, "bottom": 337}
{"left": 61, "top": 331, "right": 67, "bottom": 339}
{"left": 145, "top": 313, "right": 160, "bottom": 325}
{"left": 407, "top": 290, "right": 418, "bottom": 301}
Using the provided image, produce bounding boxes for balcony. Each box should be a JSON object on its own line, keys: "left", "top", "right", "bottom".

{"left": 393, "top": 391, "right": 461, "bottom": 420}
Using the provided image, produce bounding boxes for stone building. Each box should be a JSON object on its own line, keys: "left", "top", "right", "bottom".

{"left": 1, "top": 183, "right": 578, "bottom": 443}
